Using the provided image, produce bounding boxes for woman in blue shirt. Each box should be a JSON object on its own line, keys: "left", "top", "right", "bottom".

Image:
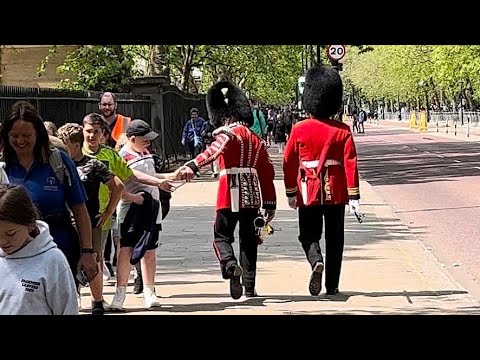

{"left": 0, "top": 101, "right": 97, "bottom": 282}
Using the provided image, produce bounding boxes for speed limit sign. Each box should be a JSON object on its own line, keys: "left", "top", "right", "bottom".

{"left": 327, "top": 45, "right": 346, "bottom": 61}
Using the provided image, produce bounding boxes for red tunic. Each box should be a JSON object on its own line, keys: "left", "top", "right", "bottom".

{"left": 185, "top": 122, "right": 276, "bottom": 211}
{"left": 283, "top": 118, "right": 359, "bottom": 207}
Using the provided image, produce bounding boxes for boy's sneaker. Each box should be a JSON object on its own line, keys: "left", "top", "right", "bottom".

{"left": 108, "top": 287, "right": 126, "bottom": 312}
{"left": 144, "top": 288, "right": 161, "bottom": 309}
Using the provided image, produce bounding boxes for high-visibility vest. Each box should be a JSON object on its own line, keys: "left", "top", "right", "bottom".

{"left": 111, "top": 114, "right": 131, "bottom": 142}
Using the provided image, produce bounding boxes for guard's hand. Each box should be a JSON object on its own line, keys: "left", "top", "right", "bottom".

{"left": 264, "top": 209, "right": 276, "bottom": 223}
{"left": 181, "top": 139, "right": 185, "bottom": 146}
{"left": 349, "top": 199, "right": 360, "bottom": 215}
{"left": 287, "top": 196, "right": 297, "bottom": 209}
{"left": 174, "top": 165, "right": 195, "bottom": 182}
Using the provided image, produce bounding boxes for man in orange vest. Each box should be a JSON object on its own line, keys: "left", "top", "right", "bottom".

{"left": 98, "top": 92, "right": 131, "bottom": 149}
{"left": 98, "top": 91, "right": 132, "bottom": 288}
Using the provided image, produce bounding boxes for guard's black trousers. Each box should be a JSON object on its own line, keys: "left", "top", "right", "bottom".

{"left": 214, "top": 208, "right": 259, "bottom": 290}
{"left": 298, "top": 204, "right": 345, "bottom": 291}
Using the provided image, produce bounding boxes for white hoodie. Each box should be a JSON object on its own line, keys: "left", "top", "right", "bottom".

{"left": 0, "top": 221, "right": 78, "bottom": 315}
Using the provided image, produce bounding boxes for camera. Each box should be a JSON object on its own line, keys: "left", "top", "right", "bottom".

{"left": 76, "top": 270, "right": 89, "bottom": 287}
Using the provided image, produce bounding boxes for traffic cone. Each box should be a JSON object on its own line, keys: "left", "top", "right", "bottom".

{"left": 409, "top": 111, "right": 417, "bottom": 129}
{"left": 419, "top": 111, "right": 428, "bottom": 131}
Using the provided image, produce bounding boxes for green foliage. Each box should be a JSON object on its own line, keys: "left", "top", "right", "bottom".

{"left": 42, "top": 45, "right": 303, "bottom": 106}
{"left": 55, "top": 45, "right": 140, "bottom": 93}
{"left": 342, "top": 45, "right": 480, "bottom": 108}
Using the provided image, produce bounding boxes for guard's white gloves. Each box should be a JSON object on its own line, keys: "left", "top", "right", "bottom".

{"left": 288, "top": 196, "right": 297, "bottom": 209}
{"left": 349, "top": 199, "right": 360, "bottom": 214}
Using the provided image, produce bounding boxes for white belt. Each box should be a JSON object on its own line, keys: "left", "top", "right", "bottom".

{"left": 301, "top": 159, "right": 341, "bottom": 168}
{"left": 220, "top": 167, "right": 259, "bottom": 213}
{"left": 219, "top": 167, "right": 258, "bottom": 176}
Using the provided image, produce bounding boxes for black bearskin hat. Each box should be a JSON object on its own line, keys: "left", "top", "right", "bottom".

{"left": 206, "top": 81, "right": 254, "bottom": 127}
{"left": 303, "top": 65, "right": 343, "bottom": 119}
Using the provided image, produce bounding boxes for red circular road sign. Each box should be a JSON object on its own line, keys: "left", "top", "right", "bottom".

{"left": 327, "top": 45, "right": 346, "bottom": 61}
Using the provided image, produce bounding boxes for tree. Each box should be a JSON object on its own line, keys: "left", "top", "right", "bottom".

{"left": 38, "top": 45, "right": 304, "bottom": 106}
{"left": 38, "top": 45, "right": 141, "bottom": 93}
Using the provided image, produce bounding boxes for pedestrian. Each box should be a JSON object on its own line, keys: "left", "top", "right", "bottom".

{"left": 0, "top": 101, "right": 98, "bottom": 286}
{"left": 58, "top": 123, "right": 124, "bottom": 315}
{"left": 109, "top": 120, "right": 168, "bottom": 311}
{"left": 283, "top": 65, "right": 360, "bottom": 296}
{"left": 181, "top": 108, "right": 205, "bottom": 159}
{"left": 273, "top": 114, "right": 287, "bottom": 153}
{"left": 180, "top": 81, "right": 277, "bottom": 299}
{"left": 98, "top": 92, "right": 131, "bottom": 149}
{"left": 0, "top": 184, "right": 78, "bottom": 315}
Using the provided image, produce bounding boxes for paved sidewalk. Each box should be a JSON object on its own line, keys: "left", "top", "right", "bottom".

{"left": 80, "top": 146, "right": 480, "bottom": 315}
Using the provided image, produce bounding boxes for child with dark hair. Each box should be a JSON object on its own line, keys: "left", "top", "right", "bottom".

{"left": 0, "top": 184, "right": 78, "bottom": 315}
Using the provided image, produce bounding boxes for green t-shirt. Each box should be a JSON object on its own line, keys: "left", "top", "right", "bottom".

{"left": 83, "top": 145, "right": 133, "bottom": 229}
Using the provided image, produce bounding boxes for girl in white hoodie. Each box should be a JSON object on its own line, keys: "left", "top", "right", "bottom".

{"left": 0, "top": 184, "right": 78, "bottom": 315}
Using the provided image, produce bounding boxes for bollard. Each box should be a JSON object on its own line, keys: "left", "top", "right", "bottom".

{"left": 467, "top": 117, "right": 470, "bottom": 138}
{"left": 446, "top": 119, "right": 449, "bottom": 134}
{"left": 436, "top": 120, "right": 439, "bottom": 132}
{"left": 455, "top": 121, "right": 457, "bottom": 136}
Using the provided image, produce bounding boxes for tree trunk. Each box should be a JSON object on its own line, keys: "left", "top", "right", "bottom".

{"left": 148, "top": 45, "right": 169, "bottom": 79}
{"left": 180, "top": 45, "right": 196, "bottom": 92}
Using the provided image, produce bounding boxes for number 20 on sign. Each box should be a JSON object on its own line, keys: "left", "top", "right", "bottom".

{"left": 327, "top": 45, "right": 346, "bottom": 61}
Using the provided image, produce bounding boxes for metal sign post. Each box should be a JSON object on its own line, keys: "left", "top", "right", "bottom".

{"left": 327, "top": 45, "right": 346, "bottom": 71}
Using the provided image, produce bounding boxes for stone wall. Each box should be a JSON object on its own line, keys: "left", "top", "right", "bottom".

{"left": 0, "top": 45, "right": 78, "bottom": 88}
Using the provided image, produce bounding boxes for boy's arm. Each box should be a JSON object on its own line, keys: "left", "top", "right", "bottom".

{"left": 98, "top": 176, "right": 124, "bottom": 227}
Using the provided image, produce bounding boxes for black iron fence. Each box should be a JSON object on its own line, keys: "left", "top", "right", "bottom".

{"left": 0, "top": 85, "right": 151, "bottom": 127}
{"left": 161, "top": 85, "right": 207, "bottom": 159}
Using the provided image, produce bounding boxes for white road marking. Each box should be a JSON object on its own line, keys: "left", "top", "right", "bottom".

{"left": 436, "top": 154, "right": 444, "bottom": 158}
{"left": 475, "top": 167, "right": 480, "bottom": 170}
{"left": 453, "top": 160, "right": 461, "bottom": 163}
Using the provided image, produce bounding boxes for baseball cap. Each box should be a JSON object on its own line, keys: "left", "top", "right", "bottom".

{"left": 126, "top": 119, "right": 159, "bottom": 140}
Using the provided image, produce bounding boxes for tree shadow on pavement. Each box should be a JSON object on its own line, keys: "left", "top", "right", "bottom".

{"left": 161, "top": 207, "right": 427, "bottom": 276}
{"left": 356, "top": 136, "right": 480, "bottom": 186}
{"left": 110, "top": 288, "right": 474, "bottom": 314}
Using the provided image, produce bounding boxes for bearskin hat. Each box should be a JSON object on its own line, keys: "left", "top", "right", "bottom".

{"left": 206, "top": 81, "right": 254, "bottom": 127}
{"left": 303, "top": 65, "right": 343, "bottom": 119}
